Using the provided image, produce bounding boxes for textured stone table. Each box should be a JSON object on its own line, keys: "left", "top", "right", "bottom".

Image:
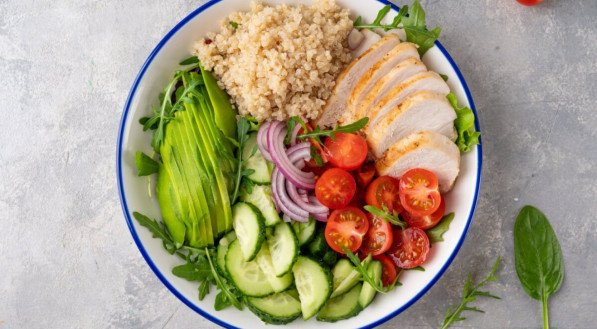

{"left": 1, "top": 0, "right": 595, "bottom": 328}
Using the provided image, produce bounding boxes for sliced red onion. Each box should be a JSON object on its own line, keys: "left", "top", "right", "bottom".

{"left": 286, "top": 180, "right": 328, "bottom": 214}
{"left": 267, "top": 122, "right": 315, "bottom": 190}
{"left": 271, "top": 166, "right": 309, "bottom": 222}
{"left": 312, "top": 212, "right": 329, "bottom": 222}
{"left": 290, "top": 123, "right": 302, "bottom": 146}
{"left": 257, "top": 121, "right": 272, "bottom": 161}
{"left": 297, "top": 189, "right": 310, "bottom": 203}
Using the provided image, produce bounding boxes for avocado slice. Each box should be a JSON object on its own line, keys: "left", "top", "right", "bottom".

{"left": 155, "top": 163, "right": 186, "bottom": 246}
{"left": 200, "top": 67, "right": 237, "bottom": 140}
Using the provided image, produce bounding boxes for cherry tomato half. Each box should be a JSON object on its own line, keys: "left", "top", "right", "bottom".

{"left": 356, "top": 162, "right": 376, "bottom": 187}
{"left": 365, "top": 176, "right": 404, "bottom": 214}
{"left": 360, "top": 214, "right": 394, "bottom": 256}
{"left": 373, "top": 254, "right": 398, "bottom": 287}
{"left": 516, "top": 0, "right": 543, "bottom": 6}
{"left": 387, "top": 227, "right": 430, "bottom": 269}
{"left": 315, "top": 168, "right": 356, "bottom": 209}
{"left": 325, "top": 207, "right": 370, "bottom": 253}
{"left": 324, "top": 133, "right": 368, "bottom": 171}
{"left": 398, "top": 168, "right": 441, "bottom": 217}
{"left": 402, "top": 197, "right": 446, "bottom": 230}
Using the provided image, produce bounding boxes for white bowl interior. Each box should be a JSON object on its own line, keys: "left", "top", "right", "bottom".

{"left": 117, "top": 0, "right": 481, "bottom": 328}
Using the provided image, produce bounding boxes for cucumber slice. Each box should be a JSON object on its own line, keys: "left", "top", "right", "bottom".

{"left": 330, "top": 259, "right": 362, "bottom": 298}
{"left": 317, "top": 283, "right": 363, "bottom": 322}
{"left": 307, "top": 227, "right": 329, "bottom": 258}
{"left": 240, "top": 185, "right": 281, "bottom": 227}
{"left": 291, "top": 218, "right": 316, "bottom": 246}
{"left": 269, "top": 222, "right": 299, "bottom": 277}
{"left": 359, "top": 260, "right": 382, "bottom": 308}
{"left": 232, "top": 202, "right": 265, "bottom": 261}
{"left": 255, "top": 244, "right": 294, "bottom": 292}
{"left": 216, "top": 231, "right": 237, "bottom": 277}
{"left": 225, "top": 239, "right": 275, "bottom": 297}
{"left": 243, "top": 133, "right": 271, "bottom": 184}
{"left": 246, "top": 290, "right": 302, "bottom": 325}
{"left": 292, "top": 256, "right": 332, "bottom": 320}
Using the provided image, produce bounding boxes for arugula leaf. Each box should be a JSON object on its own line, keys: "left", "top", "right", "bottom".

{"left": 230, "top": 117, "right": 253, "bottom": 204}
{"left": 172, "top": 258, "right": 213, "bottom": 282}
{"left": 514, "top": 206, "right": 564, "bottom": 329}
{"left": 447, "top": 93, "right": 480, "bottom": 153}
{"left": 298, "top": 117, "right": 369, "bottom": 143}
{"left": 441, "top": 257, "right": 501, "bottom": 329}
{"left": 440, "top": 74, "right": 449, "bottom": 81}
{"left": 198, "top": 280, "right": 210, "bottom": 300}
{"left": 205, "top": 248, "right": 243, "bottom": 310}
{"left": 426, "top": 213, "right": 454, "bottom": 243}
{"left": 409, "top": 266, "right": 425, "bottom": 272}
{"left": 344, "top": 248, "right": 399, "bottom": 293}
{"left": 363, "top": 205, "right": 406, "bottom": 228}
{"left": 179, "top": 56, "right": 199, "bottom": 66}
{"left": 402, "top": 0, "right": 441, "bottom": 56}
{"left": 132, "top": 212, "right": 179, "bottom": 253}
{"left": 353, "top": 5, "right": 408, "bottom": 32}
{"left": 135, "top": 151, "right": 159, "bottom": 176}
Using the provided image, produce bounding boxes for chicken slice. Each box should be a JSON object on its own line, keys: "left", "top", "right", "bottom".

{"left": 346, "top": 43, "right": 420, "bottom": 122}
{"left": 316, "top": 35, "right": 401, "bottom": 128}
{"left": 366, "top": 71, "right": 450, "bottom": 130}
{"left": 352, "top": 57, "right": 427, "bottom": 123}
{"left": 375, "top": 131, "right": 460, "bottom": 193}
{"left": 351, "top": 29, "right": 382, "bottom": 57}
{"left": 367, "top": 91, "right": 457, "bottom": 158}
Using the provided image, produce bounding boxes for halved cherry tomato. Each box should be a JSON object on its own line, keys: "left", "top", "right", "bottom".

{"left": 348, "top": 187, "right": 366, "bottom": 208}
{"left": 387, "top": 227, "right": 430, "bottom": 269}
{"left": 516, "top": 0, "right": 543, "bottom": 6}
{"left": 324, "top": 133, "right": 368, "bottom": 171}
{"left": 360, "top": 214, "right": 393, "bottom": 256}
{"left": 398, "top": 168, "right": 441, "bottom": 217}
{"left": 402, "top": 197, "right": 446, "bottom": 230}
{"left": 365, "top": 176, "right": 404, "bottom": 214}
{"left": 356, "top": 162, "right": 376, "bottom": 187}
{"left": 315, "top": 168, "right": 356, "bottom": 209}
{"left": 325, "top": 207, "right": 369, "bottom": 253}
{"left": 373, "top": 254, "right": 398, "bottom": 287}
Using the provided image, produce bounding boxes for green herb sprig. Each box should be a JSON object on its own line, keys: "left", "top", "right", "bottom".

{"left": 426, "top": 213, "right": 454, "bottom": 243}
{"left": 353, "top": 0, "right": 441, "bottom": 56}
{"left": 343, "top": 248, "right": 400, "bottom": 293}
{"left": 135, "top": 151, "right": 159, "bottom": 176}
{"left": 230, "top": 117, "right": 255, "bottom": 204}
{"left": 514, "top": 206, "right": 564, "bottom": 329}
{"left": 295, "top": 117, "right": 369, "bottom": 145}
{"left": 363, "top": 205, "right": 406, "bottom": 228}
{"left": 441, "top": 257, "right": 501, "bottom": 329}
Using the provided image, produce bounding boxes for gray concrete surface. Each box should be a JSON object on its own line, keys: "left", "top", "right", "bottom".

{"left": 1, "top": 0, "right": 595, "bottom": 328}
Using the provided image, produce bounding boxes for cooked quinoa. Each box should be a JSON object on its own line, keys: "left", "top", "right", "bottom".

{"left": 194, "top": 0, "right": 353, "bottom": 121}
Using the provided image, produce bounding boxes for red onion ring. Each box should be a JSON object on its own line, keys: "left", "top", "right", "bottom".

{"left": 290, "top": 123, "right": 302, "bottom": 146}
{"left": 267, "top": 122, "right": 315, "bottom": 190}
{"left": 272, "top": 166, "right": 309, "bottom": 222}
{"left": 257, "top": 121, "right": 273, "bottom": 161}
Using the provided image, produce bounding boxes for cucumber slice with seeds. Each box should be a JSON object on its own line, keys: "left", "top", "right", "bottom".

{"left": 255, "top": 244, "right": 294, "bottom": 292}
{"left": 291, "top": 218, "right": 317, "bottom": 246}
{"left": 240, "top": 185, "right": 281, "bottom": 227}
{"left": 292, "top": 256, "right": 332, "bottom": 320}
{"left": 232, "top": 202, "right": 265, "bottom": 261}
{"left": 243, "top": 133, "right": 271, "bottom": 184}
{"left": 358, "top": 260, "right": 382, "bottom": 308}
{"left": 269, "top": 222, "right": 299, "bottom": 277}
{"left": 225, "top": 239, "right": 274, "bottom": 297}
{"left": 330, "top": 259, "right": 362, "bottom": 298}
{"left": 246, "top": 290, "right": 302, "bottom": 325}
{"left": 216, "top": 231, "right": 236, "bottom": 277}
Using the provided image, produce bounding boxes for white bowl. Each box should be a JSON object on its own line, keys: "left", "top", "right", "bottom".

{"left": 116, "top": 0, "right": 482, "bottom": 327}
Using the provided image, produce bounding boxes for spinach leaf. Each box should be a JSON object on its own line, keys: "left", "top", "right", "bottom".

{"left": 134, "top": 151, "right": 159, "bottom": 176}
{"left": 514, "top": 206, "right": 564, "bottom": 329}
{"left": 426, "top": 213, "right": 454, "bottom": 243}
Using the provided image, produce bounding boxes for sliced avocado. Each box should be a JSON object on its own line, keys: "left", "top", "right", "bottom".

{"left": 200, "top": 67, "right": 237, "bottom": 140}
{"left": 155, "top": 163, "right": 186, "bottom": 246}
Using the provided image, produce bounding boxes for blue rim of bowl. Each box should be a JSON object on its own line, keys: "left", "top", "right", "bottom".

{"left": 116, "top": 0, "right": 482, "bottom": 328}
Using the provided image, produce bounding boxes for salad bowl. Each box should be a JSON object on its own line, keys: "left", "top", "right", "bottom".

{"left": 116, "top": 0, "right": 482, "bottom": 327}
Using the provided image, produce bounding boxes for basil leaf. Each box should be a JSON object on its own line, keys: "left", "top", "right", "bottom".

{"left": 426, "top": 213, "right": 454, "bottom": 243}
{"left": 135, "top": 151, "right": 159, "bottom": 176}
{"left": 514, "top": 206, "right": 564, "bottom": 329}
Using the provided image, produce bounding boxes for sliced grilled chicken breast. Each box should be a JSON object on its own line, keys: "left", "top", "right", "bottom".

{"left": 351, "top": 29, "right": 382, "bottom": 57}
{"left": 316, "top": 35, "right": 401, "bottom": 128}
{"left": 366, "top": 71, "right": 450, "bottom": 130}
{"left": 368, "top": 91, "right": 457, "bottom": 158}
{"left": 346, "top": 42, "right": 420, "bottom": 121}
{"left": 375, "top": 131, "right": 460, "bottom": 193}
{"left": 352, "top": 57, "right": 427, "bottom": 122}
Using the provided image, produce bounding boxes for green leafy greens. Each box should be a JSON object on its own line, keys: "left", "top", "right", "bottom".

{"left": 230, "top": 117, "right": 256, "bottom": 204}
{"left": 363, "top": 205, "right": 406, "bottom": 228}
{"left": 514, "top": 206, "right": 564, "bottom": 329}
{"left": 134, "top": 151, "right": 159, "bottom": 176}
{"left": 426, "top": 212, "right": 454, "bottom": 243}
{"left": 343, "top": 248, "right": 400, "bottom": 293}
{"left": 441, "top": 257, "right": 501, "bottom": 329}
{"left": 296, "top": 117, "right": 369, "bottom": 145}
{"left": 353, "top": 0, "right": 441, "bottom": 56}
{"left": 447, "top": 93, "right": 480, "bottom": 153}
